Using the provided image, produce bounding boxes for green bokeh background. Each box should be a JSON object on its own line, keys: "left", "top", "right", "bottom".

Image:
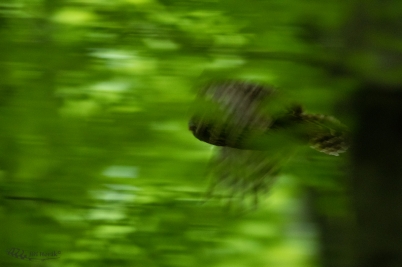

{"left": 1, "top": 0, "right": 401, "bottom": 266}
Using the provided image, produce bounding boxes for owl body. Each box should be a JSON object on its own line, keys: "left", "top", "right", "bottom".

{"left": 189, "top": 80, "right": 349, "bottom": 202}
{"left": 189, "top": 80, "right": 349, "bottom": 155}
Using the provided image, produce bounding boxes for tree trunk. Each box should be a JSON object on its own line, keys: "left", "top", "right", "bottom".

{"left": 352, "top": 85, "right": 402, "bottom": 267}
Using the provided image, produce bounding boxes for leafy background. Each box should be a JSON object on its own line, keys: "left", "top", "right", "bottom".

{"left": 1, "top": 0, "right": 400, "bottom": 266}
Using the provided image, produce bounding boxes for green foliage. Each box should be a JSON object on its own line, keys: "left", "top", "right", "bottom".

{"left": 3, "top": 0, "right": 401, "bottom": 266}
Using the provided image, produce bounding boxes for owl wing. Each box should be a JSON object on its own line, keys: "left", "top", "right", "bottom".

{"left": 206, "top": 146, "right": 282, "bottom": 205}
{"left": 189, "top": 81, "right": 275, "bottom": 149}
{"left": 189, "top": 81, "right": 284, "bottom": 203}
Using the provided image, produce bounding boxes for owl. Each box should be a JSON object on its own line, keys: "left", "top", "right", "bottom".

{"left": 189, "top": 80, "right": 349, "bottom": 204}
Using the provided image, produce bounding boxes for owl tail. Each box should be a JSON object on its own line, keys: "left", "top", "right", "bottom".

{"left": 271, "top": 106, "right": 350, "bottom": 156}
{"left": 301, "top": 113, "right": 350, "bottom": 156}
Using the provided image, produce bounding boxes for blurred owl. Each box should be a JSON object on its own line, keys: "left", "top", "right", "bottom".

{"left": 189, "top": 80, "right": 349, "bottom": 204}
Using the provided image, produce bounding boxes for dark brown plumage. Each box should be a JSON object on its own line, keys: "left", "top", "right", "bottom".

{"left": 189, "top": 80, "right": 349, "bottom": 203}
{"left": 189, "top": 80, "right": 349, "bottom": 155}
{"left": 189, "top": 81, "right": 274, "bottom": 149}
